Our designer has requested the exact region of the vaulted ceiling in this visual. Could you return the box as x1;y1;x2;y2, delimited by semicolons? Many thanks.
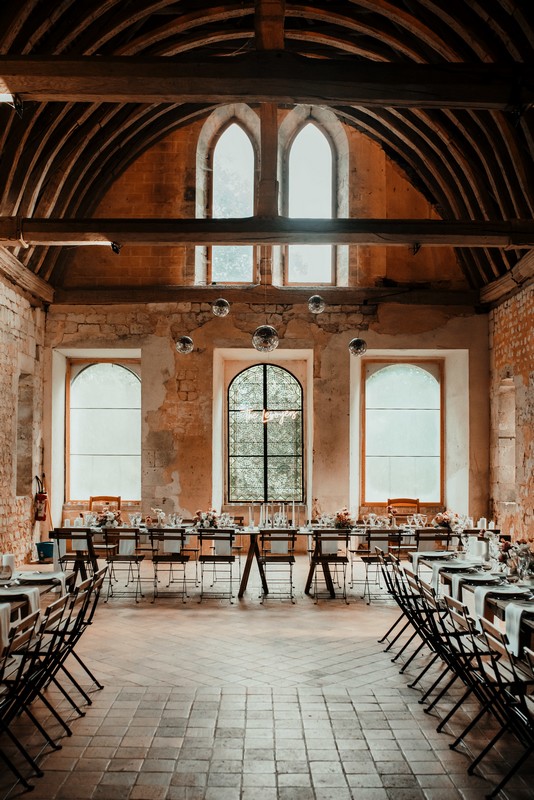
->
0;0;533;306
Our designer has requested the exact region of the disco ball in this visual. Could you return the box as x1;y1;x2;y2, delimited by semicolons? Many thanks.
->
212;298;230;317
175;335;194;354
252;325;279;352
308;294;326;314
348;337;367;356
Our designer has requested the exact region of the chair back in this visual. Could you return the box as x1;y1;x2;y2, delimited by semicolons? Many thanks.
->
366;529;390;554
108;528;139;555
198;528;235;556
149;528;186;554
260;528;297;555
89;495;121;510
316;528;349;555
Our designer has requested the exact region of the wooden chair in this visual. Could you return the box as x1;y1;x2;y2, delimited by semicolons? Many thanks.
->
88;495;121;510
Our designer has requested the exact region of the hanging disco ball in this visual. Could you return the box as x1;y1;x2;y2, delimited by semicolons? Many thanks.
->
175;335;194;354
212;298;230;317
252;325;279;352
308;294;326;314
348;337;367;356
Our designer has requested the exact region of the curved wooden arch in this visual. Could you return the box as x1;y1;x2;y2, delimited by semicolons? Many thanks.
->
0;0;533;293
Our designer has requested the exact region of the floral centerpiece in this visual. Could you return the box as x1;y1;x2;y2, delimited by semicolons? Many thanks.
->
432;509;460;531
498;538;534;578
151;507;166;527
334;506;354;529
96;508;122;527
194;508;219;528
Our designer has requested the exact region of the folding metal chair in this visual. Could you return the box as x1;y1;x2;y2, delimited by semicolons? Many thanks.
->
149;528;190;602
259;528;297;603
198;528;236;602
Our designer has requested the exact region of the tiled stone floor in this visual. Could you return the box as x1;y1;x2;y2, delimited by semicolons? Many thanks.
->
1;557;533;799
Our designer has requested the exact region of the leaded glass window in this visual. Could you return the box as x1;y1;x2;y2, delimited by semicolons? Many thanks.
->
228;364;303;502
363;362;442;503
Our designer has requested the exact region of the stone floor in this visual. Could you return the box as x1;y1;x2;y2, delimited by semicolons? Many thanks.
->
1;557;533;799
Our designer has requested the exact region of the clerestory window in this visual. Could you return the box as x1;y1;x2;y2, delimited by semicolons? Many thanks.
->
210;122;255;283
286;122;334;284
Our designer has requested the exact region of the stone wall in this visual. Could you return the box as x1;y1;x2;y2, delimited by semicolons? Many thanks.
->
44;300;490;525
0;275;46;563
489;283;534;539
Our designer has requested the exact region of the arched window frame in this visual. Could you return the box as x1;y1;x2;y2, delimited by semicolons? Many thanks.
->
66;358;141;502
361;359;444;506
277;106;349;287
227;363;304;503
195;104;261;285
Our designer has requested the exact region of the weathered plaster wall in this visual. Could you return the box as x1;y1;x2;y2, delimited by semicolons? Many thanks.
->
0;275;46;563
489;283;534;539
44;300;489;523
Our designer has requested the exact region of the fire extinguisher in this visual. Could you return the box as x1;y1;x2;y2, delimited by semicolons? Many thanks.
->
34;474;48;521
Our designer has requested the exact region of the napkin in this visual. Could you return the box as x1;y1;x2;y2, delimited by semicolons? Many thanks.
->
505;601;534;657
0;602;11;650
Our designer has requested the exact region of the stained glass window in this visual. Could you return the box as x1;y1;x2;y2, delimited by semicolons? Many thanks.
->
228;364;303;502
363;362;442;503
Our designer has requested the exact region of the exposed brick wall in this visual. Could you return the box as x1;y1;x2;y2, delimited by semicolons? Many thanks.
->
0;275;46;563
489;283;534;538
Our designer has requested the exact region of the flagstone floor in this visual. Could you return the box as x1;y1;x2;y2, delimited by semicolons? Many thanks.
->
1;557;532;799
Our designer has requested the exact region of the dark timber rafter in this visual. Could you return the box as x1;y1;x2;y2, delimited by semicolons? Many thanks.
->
0;54;533;110
1;217;534;248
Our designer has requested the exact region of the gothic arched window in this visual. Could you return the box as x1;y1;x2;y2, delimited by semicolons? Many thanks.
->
228;364;304;502
286;122;334;284
211;122;255;282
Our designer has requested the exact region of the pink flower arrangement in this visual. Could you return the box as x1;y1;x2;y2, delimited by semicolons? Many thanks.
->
334;507;354;529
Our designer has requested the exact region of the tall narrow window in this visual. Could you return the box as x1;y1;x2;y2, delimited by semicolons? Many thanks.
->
228;364;303;502
68;362;141;500
363;362;442;504
16;373;33;496
287;123;333;284
211;123;255;282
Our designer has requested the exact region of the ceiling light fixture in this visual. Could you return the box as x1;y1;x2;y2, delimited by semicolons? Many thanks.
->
175;335;194;354
348;337;367;356
212;298;230;317
307;294;326;314
252;324;279;352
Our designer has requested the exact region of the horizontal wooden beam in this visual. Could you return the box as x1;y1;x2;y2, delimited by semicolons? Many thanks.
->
1;216;534;248
0;246;54;304
0;54;532;109
52;284;479;308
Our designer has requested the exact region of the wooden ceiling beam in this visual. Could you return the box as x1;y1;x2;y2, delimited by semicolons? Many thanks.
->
52;284;479;308
480;249;534;305
1;216;534;248
0;54;532;109
0;246;54;303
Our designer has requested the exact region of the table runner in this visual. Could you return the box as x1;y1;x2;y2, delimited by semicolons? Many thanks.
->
0;602;11;650
505;601;534;656
16;570;67;594
0;585;40;613
449;572;501;600
473;584;531;630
